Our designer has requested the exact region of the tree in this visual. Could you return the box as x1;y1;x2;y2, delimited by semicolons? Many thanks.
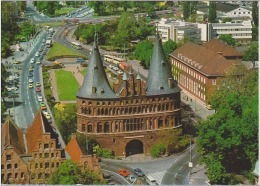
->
150;142;166;158
208;2;217;23
17;1;27;12
219;34;236;47
88;1;105;15
134;40;153;68
252;2;258;26
182;2;190;21
119;1;133;12
197;67;258;184
76;133;98;155
243;42;258;68
159;129;190;155
222;17;232;23
252;26;258;41
52;104;77;143
177;35;195;48
49;160;105;185
20;21;35;38
163;40;177;61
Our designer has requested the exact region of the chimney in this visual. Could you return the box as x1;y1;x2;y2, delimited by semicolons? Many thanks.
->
168;78;173;88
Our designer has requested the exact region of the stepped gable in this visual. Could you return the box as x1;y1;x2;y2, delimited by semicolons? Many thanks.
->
25;111;48;153
171;42;237;76
76;35;118;99
1;116;25;154
146;33;180;96
64;134;87;163
202;39;243;58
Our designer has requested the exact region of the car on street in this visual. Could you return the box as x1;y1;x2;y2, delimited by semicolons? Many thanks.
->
28;73;33;77
36;60;41;64
35;87;41;92
43;51;46;55
29;79;33;83
41;104;47;110
132;168;145;177
29;68;33;72
53;60;61;65
30;59;35;63
39;48;43;52
36;82;41;87
30;65;34;69
44;112;51;119
28;84;33;89
118;169;130;177
127;175;136;183
35;52;39;57
38;95;43;102
14;61;21;64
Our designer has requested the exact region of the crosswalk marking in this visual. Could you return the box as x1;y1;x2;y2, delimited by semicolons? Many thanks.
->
148;171;166;185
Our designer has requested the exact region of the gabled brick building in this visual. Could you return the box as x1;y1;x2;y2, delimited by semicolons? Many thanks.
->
1;111;65;184
169;39;241;104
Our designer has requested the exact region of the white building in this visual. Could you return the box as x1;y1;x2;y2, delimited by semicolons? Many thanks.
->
157;18;204;43
209;21;252;44
224;7;252;18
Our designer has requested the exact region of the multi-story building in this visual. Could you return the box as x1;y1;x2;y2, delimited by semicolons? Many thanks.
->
157;18;203;43
209;21;252;44
169;39;242;105
76;34;181;157
1;111;65;184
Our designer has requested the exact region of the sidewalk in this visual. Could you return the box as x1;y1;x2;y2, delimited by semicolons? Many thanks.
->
189;164;210;185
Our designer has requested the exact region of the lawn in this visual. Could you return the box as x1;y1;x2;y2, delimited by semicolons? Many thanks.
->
55;8;77;16
46;42;88;61
39;22;64;27
55;70;79;101
81;68;86;76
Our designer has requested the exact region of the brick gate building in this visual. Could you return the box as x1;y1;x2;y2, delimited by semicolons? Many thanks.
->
76;34;181;157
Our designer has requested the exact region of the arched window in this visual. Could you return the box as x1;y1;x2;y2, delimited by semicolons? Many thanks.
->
97;123;102;133
88;101;92;106
105;108;108;115
102;102;105;106
101;109;104;115
108;102;111;106
97;108;100;115
104;123;109;133
81;107;85;114
88;125;92;132
82;101;85;105
82;124;85;132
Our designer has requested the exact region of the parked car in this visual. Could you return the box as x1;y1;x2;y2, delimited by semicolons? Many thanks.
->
39;48;43;52
132;168;145;177
118;169;130;177
37;95;43;102
35;87;41;92
29;68;33;72
28;84;33;89
41;104;47;110
14;61;21;64
30;59;35;63
35;52;39;57
127;175;136;183
36;82;41;87
29;79;33;83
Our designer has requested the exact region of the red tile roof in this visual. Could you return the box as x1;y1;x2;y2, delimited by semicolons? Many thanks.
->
202;39;243;57
64;134;85;163
1;117;25;154
25;111;45;153
171;42;237;76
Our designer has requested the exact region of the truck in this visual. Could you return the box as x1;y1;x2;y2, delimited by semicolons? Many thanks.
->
119;62;130;72
64;30;69;36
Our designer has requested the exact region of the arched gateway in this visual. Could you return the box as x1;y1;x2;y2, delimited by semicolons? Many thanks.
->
125;140;144;156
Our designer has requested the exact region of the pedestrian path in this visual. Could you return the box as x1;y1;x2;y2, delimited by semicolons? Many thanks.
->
147;171;166;185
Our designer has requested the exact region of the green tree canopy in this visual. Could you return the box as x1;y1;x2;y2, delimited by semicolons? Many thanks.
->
163;39;177;61
134;40;153;68
208;2;217;23
197;66;258;184
49;160;105;185
222;17;232;23
219;34;236;47
252;2;258;26
88;1;105;15
243;42;258;68
182;1;190;21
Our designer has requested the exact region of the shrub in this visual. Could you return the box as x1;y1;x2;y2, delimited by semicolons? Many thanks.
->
97;148;114;159
150;142;166;158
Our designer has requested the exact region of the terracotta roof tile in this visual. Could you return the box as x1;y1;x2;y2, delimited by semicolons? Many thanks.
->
1;117;25;154
171;42;236;76
64;135;85;163
25;111;45;153
202;39;243;57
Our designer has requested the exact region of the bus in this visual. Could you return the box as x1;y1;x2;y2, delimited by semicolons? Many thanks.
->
46;40;52;48
104;55;125;65
71;42;82;50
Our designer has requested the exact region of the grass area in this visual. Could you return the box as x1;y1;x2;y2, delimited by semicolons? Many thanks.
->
55;8;77;16
81;68;87;76
46;42;88;61
55;70;79;101
39;22;64;27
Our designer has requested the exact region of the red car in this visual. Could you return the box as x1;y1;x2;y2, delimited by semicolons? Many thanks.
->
35;87;41;92
118;169;130;177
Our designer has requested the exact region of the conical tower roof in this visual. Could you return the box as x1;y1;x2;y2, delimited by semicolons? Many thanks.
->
76;36;118;99
146;34;180;96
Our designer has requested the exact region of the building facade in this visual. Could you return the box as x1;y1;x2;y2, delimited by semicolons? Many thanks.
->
76;34;181;157
169;39;241;105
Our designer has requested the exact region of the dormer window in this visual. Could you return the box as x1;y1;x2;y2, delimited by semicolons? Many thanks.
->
160;85;164;90
82;101;85;105
101;89;104;93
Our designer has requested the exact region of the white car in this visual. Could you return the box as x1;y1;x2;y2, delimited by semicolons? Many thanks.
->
37;95;43;102
35;52;39;57
29;79;33;83
30;59;35;63
36;60;41;64
127;175;136;183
